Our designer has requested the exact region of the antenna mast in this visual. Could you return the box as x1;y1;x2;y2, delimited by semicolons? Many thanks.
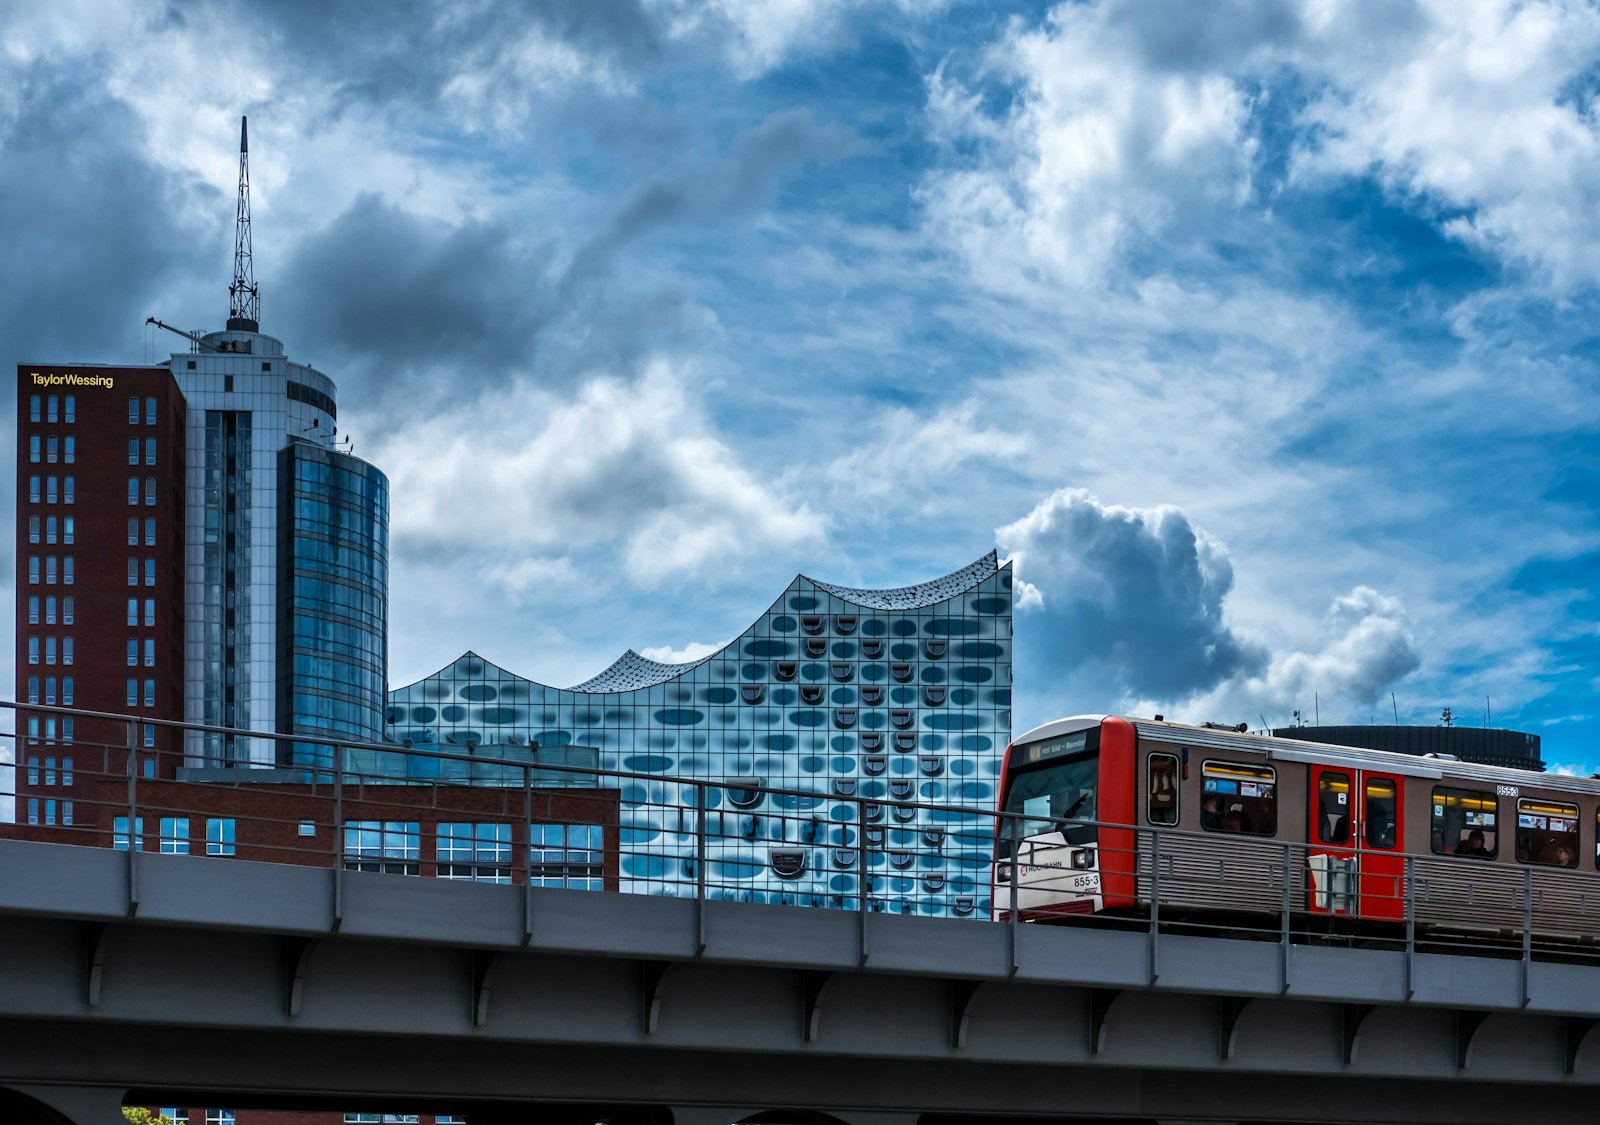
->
227;115;260;332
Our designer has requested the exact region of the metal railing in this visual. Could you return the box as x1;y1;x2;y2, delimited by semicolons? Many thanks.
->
5;699;1600;988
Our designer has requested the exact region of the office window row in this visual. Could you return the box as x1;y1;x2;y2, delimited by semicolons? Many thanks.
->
27;516;74;544
127;558;158;586
26;476;75;503
112;818;234;855
126;678;158;708
26;597;74;625
24;756;73;786
127;638;157;667
127;477;157;505
23;715;74;745
24;798;73;827
128;598;158;626
28;394;76;423
343;821;604;887
25;636;74;665
128;517;158;545
27;435;75;463
24;676;74;705
25;556;75;584
129;396;159;425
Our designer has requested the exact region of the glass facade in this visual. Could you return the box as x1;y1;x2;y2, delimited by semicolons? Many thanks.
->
277;440;390;768
386;553;1013;918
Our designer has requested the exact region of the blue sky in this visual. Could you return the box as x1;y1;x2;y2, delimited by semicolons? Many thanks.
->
2;0;1598;809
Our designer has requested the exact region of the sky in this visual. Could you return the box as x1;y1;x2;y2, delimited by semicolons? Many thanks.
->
2;0;1598;820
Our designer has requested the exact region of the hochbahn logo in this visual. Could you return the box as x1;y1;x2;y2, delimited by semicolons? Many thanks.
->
32;372;114;389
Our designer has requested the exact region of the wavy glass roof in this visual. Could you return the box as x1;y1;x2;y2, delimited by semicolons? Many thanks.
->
809;550;999;611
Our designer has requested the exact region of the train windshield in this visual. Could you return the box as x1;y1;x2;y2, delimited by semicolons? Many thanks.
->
1000;730;1100;851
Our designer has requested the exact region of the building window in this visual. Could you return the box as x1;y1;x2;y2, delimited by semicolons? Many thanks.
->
63;476;73;504
43;677;55;705
30;394;41;422
146;437;157;465
45;556;56;584
62;637;72;665
144;477;156;505
144;679;155;708
145;599;156;626
62;758;73;786
437;823;513;883
46;395;57;422
127;679;137;707
28;596;39;624
27;799;38;826
129;559;138;586
113;816;145;851
160;818;190;854
129;396;140;424
27;676;39;703
29;435;40;462
145;396;157;425
44;637;56;665
62;801;74;826
530;824;604;890
44;516;55;543
145;558;156;586
43;799;57;826
62;516;73;544
62;718;73;745
28;516;39;543
145;517;157;546
46;434;57;462
129;518;139;545
26;757;39;785
28;557;39;584
128;639;138;666
63;678;73;705
129;478;139;505
207;818;237;856
46;476;57;503
143;723;155;748
128;438;140;465
62;557;72;585
144;638;155;667
63;435;74;463
64;395;74;422
44;758;56;785
343;821;420;876
128;598;139;626
29;475;40;503
27;637;38;665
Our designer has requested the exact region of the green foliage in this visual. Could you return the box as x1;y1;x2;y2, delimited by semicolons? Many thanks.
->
123;1109;176;1125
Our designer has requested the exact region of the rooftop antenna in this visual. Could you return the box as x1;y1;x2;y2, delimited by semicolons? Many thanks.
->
1391;692;1399;725
227;115;260;332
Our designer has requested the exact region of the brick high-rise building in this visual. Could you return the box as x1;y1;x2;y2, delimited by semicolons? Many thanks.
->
14;366;187;830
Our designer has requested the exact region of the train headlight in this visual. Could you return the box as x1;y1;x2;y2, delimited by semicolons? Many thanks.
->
996;863;1011;883
1070;849;1097;870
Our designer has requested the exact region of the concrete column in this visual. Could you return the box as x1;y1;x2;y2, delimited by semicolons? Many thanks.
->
1;1084;129;1125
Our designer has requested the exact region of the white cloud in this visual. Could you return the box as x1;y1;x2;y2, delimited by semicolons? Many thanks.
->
823;398;1028;511
375;360;825;588
639;639;730;663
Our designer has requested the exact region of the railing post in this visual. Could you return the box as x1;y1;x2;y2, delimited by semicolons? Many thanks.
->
858;795;870;967
1006;815;1020;976
1522;866;1534;1008
1148;827;1160;984
522;763;534;946
331;743;344;933
125;720;139;917
1404;854;1416;1000
1281;842;1293;994
695;782;707;956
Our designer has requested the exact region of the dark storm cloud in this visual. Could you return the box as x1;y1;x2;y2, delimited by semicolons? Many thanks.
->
175;0;660;112
278;110;859;403
997;489;1268;701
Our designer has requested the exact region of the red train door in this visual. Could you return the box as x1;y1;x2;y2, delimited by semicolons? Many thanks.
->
1307;766;1405;920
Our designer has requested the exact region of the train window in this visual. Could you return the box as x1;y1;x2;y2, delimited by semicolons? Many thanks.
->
1431;788;1497;858
1147;753;1179;826
1517;799;1578;867
1201;761;1276;836
1317;773;1352;844
1364;777;1398;850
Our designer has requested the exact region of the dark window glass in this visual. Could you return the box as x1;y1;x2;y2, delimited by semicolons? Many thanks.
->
1317;772;1351;844
1201;761;1277;836
1147;752;1178;826
1518;798;1577;867
1364;777;1398;849
1431;788;1497;858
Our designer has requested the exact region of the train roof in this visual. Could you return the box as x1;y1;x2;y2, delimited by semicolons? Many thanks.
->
1013;714;1594;797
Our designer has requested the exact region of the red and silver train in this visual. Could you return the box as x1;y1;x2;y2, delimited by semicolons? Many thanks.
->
995;715;1598;938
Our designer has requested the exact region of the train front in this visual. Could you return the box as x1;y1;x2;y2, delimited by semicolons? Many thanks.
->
993;716;1136;921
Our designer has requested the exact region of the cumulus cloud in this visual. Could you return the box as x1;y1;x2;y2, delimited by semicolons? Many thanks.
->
823;398;1028;511
997;489;1267;700
923;0;1600;292
998;489;1423;729
374;360;825;588
639;639;729;663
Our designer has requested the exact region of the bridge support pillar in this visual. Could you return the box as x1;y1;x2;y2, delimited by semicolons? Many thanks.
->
2;1083;129;1125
